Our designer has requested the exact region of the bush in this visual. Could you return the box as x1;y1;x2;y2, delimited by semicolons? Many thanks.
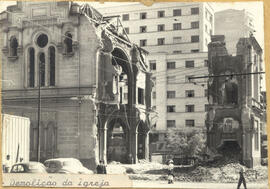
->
165;129;206;161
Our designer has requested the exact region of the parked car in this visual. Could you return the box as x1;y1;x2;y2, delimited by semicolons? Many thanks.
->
10;162;47;173
44;158;93;174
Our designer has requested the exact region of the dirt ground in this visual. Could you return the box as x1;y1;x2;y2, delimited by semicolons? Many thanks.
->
107;161;268;183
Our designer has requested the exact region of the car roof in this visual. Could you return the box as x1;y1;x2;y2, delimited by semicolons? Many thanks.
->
13;161;44;165
44;158;80;163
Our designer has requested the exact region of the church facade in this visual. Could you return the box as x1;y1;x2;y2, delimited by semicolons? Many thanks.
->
0;1;155;170
206;35;263;167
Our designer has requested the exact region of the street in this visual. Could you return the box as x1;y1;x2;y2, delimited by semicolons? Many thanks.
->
132;180;268;189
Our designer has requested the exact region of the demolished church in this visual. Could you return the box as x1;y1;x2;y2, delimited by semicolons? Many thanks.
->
0;1;155;170
206;35;264;167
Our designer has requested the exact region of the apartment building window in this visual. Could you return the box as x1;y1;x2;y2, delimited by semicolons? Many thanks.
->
204;60;208;67
205;89;208;97
205;25;208;33
167;91;176;98
167;61;175;69
186;120;195;127
140;39;147;47
191;21;199;29
209;15;213;23
210;29;213;36
158;24;165;31
152;77;156;83
152;91;156;99
205;104;210;112
123;27;129;34
173;51;182;54
186;105;195;112
173;23;182;30
140;26;147;33
167;120;176;128
191;49;199;53
185;90;195;97
173;37;182;44
254;54;257;64
186;75;194;82
191;35;199;43
122;14;129;21
158;10;165;18
150;62;156;70
138;88;144;104
167;105;176;113
167;76;176;84
157;38;165;45
173;9;181;16
191;7;199;15
140;12;147;19
185;60;194;68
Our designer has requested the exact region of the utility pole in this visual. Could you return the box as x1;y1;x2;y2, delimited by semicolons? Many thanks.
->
37;60;42;162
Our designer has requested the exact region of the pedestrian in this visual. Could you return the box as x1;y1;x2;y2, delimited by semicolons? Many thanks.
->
3;155;12;173
237;166;247;189
167;160;174;184
96;160;107;174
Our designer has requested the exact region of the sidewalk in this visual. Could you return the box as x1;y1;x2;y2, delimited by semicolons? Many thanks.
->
132;180;268;189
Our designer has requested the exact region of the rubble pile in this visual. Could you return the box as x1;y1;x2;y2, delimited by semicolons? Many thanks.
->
106;160;268;183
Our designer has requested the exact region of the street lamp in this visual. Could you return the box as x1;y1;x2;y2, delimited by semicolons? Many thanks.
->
37;56;44;162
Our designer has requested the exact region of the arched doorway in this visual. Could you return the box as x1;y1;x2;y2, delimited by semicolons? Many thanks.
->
107;118;128;163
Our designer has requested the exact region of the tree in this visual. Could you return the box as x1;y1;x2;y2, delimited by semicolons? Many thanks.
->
165;129;206;158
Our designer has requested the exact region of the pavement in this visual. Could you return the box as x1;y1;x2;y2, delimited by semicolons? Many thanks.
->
132;180;269;189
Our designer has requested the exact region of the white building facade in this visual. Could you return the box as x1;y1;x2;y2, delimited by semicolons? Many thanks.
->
97;2;214;153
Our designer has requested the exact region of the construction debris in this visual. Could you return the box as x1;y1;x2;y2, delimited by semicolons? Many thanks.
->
107;161;268;183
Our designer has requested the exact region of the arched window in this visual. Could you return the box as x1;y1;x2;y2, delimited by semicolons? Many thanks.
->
49;46;55;86
10;36;18;56
29;48;35;87
39;53;45;87
64;32;73;54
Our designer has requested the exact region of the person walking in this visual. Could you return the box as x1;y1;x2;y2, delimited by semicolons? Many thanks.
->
167;160;174;184
237;166;247;189
3;155;12;173
96;160;107;174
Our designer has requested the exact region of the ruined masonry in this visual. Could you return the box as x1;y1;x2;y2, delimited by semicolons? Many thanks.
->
0;1;156;170
206;35;263;167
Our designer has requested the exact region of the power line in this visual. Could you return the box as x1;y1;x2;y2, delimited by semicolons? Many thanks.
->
188;72;265;80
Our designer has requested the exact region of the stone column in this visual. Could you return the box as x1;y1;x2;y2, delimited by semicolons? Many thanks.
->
144;131;150;161
129;128;138;164
3;28;8;47
98;126;107;164
18;29;22;46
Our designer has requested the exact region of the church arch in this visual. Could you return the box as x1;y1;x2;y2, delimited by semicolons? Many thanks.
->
106;118;129;163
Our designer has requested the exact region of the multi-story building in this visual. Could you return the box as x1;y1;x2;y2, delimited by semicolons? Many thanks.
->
215;9;255;55
206;35;263;167
0;1;154;167
96;3;214;153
